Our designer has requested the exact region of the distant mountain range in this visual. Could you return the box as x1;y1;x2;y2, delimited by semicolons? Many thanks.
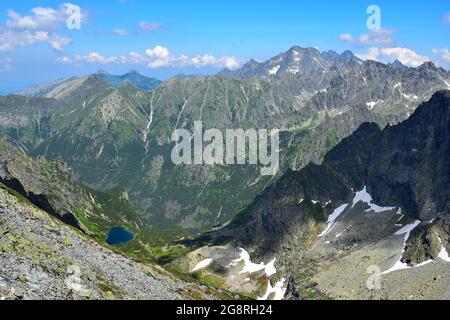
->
218;46;363;78
15;70;161;97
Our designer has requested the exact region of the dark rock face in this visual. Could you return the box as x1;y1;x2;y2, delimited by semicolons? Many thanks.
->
232;90;450;252
0;176;82;230
0;139;141;233
367;90;450;219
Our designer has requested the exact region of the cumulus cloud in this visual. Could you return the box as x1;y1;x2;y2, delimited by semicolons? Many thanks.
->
339;28;395;46
356;47;431;67
73;52;146;64
339;33;354;42
432;48;450;62
57;45;241;70
139;21;161;32
0;29;71;51
0;3;83;52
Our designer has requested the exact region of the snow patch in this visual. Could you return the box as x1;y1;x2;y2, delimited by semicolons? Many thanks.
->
265;258;277;277
231;248;277;277
382;259;432;275
258;278;286;300
366;101;378;109
229;248;285;300
287;66;299;74
438;237;450;262
318;204;349;237
352;186;395;213
394;220;421;238
96;145;104;158
269;65;280;75
381;220;422;275
191;259;213;272
336;225;352;238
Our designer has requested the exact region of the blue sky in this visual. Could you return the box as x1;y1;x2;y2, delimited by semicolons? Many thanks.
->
0;0;448;93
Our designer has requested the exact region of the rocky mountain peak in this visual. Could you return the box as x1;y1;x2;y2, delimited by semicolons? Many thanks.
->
390;59;408;69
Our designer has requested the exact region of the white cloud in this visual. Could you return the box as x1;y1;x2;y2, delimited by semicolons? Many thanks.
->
145;45;170;59
56;56;72;64
339;28;395;46
0;3;83;52
433;48;450;62
5;3;86;31
139;21;161;32
144;46;240;69
127;51;144;63
339;33;354;42
356;47;431;67
112;28;129;36
74;52;131;64
356;47;380;61
57;45;241;70
0;29;71;51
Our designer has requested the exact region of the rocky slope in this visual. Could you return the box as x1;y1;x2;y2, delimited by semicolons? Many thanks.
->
0;184;214;300
0;139;142;239
192;90;450;300
232;90;450;253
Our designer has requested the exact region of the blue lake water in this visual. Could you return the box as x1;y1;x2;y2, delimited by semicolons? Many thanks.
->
106;226;134;245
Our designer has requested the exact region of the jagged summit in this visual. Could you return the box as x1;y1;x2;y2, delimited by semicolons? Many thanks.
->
390;59;408;69
219;45;362;78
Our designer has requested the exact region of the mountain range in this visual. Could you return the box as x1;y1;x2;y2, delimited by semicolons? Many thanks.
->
1;46;449;230
2;46;450;300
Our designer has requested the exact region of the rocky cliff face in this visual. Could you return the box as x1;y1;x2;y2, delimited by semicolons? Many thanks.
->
180;90;450;300
0;139;142;237
231;90;450;260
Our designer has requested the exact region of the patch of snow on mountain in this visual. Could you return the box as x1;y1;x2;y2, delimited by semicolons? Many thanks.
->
258;278;286;300
231;248;277;277
191;258;213;272
287;66;299;74
381;220;422;275
352;186;395;213
318;204;349;237
382;258;432;275
265;258;277;277
438;237;450;262
366;101;378;109
394;220;421;238
269;65;280;75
